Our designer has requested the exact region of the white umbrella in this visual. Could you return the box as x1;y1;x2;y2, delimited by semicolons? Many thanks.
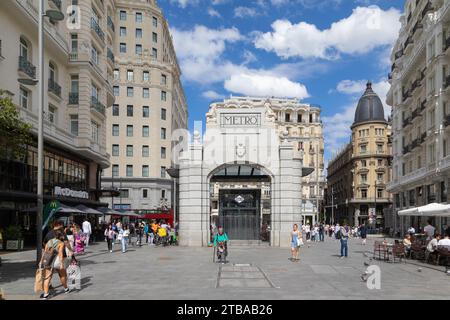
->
398;203;450;217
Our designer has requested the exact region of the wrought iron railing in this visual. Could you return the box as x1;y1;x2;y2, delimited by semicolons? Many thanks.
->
48;78;61;97
69;92;79;105
91;96;106;115
18;56;36;78
50;0;61;10
90;17;105;43
107;47;114;63
107;16;115;32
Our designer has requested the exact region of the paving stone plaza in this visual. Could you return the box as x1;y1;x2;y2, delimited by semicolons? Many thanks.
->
1;237;449;300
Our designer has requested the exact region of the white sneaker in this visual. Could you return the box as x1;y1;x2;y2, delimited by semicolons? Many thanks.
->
110;250;112;253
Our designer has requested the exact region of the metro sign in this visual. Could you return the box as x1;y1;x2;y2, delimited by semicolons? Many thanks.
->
235;195;245;204
220;113;261;127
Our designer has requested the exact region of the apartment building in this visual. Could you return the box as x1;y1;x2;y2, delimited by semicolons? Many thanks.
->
327;82;393;229
387;0;450;233
100;0;188;213
0;0;114;242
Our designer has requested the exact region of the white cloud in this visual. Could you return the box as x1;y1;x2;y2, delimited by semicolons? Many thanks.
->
322;104;355;156
254;6;401;60
202;90;225;100
234;6;259;18
207;7;221;18
171;0;198;8
224;73;309;99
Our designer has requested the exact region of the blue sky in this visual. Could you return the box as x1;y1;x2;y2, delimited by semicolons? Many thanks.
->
157;0;405;163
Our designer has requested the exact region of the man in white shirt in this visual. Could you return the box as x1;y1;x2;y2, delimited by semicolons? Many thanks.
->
82;218;92;247
438;235;450;247
424;219;436;241
407;226;415;235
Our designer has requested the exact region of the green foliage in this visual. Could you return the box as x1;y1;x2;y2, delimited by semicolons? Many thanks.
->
4;225;23;240
0;89;32;159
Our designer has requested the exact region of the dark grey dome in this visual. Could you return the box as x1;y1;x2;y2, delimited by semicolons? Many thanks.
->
353;82;386;127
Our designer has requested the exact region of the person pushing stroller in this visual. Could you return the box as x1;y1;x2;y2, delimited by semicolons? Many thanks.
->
213;227;229;263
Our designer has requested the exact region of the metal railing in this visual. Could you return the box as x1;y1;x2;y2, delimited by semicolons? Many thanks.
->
18;56;36;78
48;78;61;97
107;16;115;32
69;52;78;61
90;17;105;43
49;0;61;10
91;96;106;115
107;47;114;63
69;92;79;105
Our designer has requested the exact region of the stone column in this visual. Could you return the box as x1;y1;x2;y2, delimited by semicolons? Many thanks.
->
275;138;303;248
178;140;204;247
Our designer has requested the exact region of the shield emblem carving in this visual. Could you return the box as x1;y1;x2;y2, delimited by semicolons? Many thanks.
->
236;143;246;158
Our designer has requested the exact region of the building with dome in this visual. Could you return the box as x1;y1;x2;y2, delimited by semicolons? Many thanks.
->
325;82;393;230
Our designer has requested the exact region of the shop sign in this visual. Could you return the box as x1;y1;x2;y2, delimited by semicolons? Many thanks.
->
54;186;89;199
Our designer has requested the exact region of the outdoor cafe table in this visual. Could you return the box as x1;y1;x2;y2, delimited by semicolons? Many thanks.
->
374;242;394;262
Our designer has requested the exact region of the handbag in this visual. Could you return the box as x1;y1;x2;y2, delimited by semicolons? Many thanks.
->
297;237;304;247
34;267;44;293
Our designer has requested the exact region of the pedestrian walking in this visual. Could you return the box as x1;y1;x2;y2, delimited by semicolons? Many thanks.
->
104;224;114;253
289;224;301;262
359;224;367;245
82;218;92;247
120;225;130;253
339;224;349;258
319;223;325;242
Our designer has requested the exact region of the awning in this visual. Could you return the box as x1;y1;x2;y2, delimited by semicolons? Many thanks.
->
75;204;104;216
97;207;141;217
398;203;450;217
22;204;85;214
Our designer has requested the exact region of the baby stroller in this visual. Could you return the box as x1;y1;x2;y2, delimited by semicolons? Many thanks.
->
216;241;228;263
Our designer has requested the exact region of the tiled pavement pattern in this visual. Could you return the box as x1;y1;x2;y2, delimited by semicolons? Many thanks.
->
1;237;450;300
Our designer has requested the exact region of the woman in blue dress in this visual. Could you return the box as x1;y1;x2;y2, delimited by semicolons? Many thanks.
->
290;224;301;262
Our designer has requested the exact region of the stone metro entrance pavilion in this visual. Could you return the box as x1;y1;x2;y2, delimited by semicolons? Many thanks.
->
178;98;308;247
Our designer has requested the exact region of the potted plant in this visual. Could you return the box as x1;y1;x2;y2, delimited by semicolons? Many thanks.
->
5;225;24;251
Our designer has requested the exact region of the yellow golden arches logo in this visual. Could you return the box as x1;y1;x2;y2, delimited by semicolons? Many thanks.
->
49;201;58;209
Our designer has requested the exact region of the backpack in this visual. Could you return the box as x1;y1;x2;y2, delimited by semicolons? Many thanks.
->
335;229;341;240
41;239;60;269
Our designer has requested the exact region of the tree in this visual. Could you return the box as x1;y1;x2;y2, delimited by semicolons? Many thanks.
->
0;89;32;160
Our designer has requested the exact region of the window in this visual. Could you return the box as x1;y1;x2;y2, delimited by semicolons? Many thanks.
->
126;145;133;157
127;70;134;81
429;108;435;128
153;16;158;27
377;159;383;167
126;125;133;137
49;62;56;82
114;69;120;80
70;34;78;53
91;46;99;65
161;74;167;85
161;127;166;139
361;174;367;183
152;32;157;43
135;44;142;55
91;121;99;144
143;88;149;98
285;113;291;122
142;145;149;157
70;115;78;136
136;12;142;23
112;165;119;177
309;114;313;123
112;104;119;116
152;48;157;59
161;108;166;120
143;71;150;82
112;124;119;136
20;37;29;59
120;10;127;21
161;190;166;199
161;91;166;101
70;75;79;94
142;165;149;177
161;147;166;159
19;87;29;109
120;27;126;37
127;105;133;117
142;126;149;137
113;86;119;96
360;144;367;154
126;165;133;177
112;144;119;156
377;144;383;153
377;189;383;198
127;87;134;97
120;43;126;53
48;105;56;123
160;166;166;178
143;106;149;118
143;189;148;198
136;28;142;39
377;173;383;181
297;114;302;123
361;189;368;199
120;189;129;198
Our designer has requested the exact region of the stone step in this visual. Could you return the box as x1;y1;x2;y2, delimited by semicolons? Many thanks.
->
228;240;270;247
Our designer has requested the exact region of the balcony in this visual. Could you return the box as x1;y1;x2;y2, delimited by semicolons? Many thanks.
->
404;36;414;50
69;92;79;105
403;145;411;155
402;89;412;102
420;132;427;143
49;0;61;10
421;1;434;19
91;96;106;116
90;18;105;43
107;16;115;33
18;56;36;79
394;49;403;60
107;47;114;63
69;52;78;61
410;138;420;150
403;116;412;127
48;78;61;97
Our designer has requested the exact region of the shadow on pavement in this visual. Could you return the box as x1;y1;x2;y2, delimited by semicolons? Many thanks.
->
0;260;35;284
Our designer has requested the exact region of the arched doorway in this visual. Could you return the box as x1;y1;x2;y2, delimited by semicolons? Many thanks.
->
208;163;272;244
